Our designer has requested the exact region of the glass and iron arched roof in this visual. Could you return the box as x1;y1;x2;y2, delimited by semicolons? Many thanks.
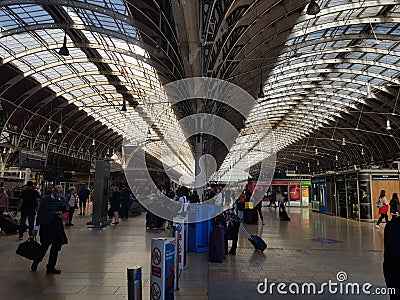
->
210;0;400;176
1;0;400;178
0;0;193;175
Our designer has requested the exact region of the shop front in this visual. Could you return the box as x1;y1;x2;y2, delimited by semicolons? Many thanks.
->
311;178;327;213
311;170;400;221
369;172;400;221
248;179;311;207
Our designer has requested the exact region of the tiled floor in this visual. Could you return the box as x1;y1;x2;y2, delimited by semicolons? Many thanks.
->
0;207;389;299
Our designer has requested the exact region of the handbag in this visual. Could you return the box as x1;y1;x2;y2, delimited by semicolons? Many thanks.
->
62;212;69;223
379;205;388;215
16;237;42;261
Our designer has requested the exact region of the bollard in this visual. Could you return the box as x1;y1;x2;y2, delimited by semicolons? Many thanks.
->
173;225;180;291
127;266;142;300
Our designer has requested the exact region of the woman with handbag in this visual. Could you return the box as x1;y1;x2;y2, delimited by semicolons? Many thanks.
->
65;187;77;226
376;190;389;229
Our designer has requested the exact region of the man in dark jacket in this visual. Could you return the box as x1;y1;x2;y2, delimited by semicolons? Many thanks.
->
15;180;40;240
383;211;400;299
77;184;90;216
31;185;68;274
120;185;132;219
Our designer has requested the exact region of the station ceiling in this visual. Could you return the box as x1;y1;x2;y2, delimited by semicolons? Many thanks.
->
0;0;400;178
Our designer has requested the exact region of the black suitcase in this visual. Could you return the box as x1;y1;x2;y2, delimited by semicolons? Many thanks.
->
0;213;19;235
146;212;164;229
243;209;257;224
240;224;267;252
209;226;225;262
279;210;291;221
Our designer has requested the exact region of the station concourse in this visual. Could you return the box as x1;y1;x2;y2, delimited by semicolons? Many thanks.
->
0;206;388;299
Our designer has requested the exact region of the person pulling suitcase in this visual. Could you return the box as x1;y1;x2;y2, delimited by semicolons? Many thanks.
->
279;193;291;221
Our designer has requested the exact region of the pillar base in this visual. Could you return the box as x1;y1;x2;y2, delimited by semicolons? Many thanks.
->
86;220;110;228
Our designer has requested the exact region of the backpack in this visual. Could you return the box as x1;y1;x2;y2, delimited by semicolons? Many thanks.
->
376;198;383;208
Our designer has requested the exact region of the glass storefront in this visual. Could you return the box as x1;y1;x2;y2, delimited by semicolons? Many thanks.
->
336;175;347;218
346;174;359;220
358;174;372;220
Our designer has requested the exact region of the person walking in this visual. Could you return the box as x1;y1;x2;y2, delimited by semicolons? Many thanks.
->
223;208;241;255
190;190;200;203
31;185;68;274
120;185;132;219
255;200;265;225
389;193;400;220
65;187;77;226
178;186;190;214
0;187;9;214
383;211;400;299
15;181;40;240
376;190;389;229
109;186;122;224
77;184;90;216
215;188;223;206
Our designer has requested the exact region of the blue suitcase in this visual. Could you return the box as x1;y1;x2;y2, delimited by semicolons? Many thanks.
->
248;235;267;252
240;224;267;252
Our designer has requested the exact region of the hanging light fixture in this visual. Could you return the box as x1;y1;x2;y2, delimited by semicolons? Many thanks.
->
59;33;69;56
335;154;338;161
361;148;364;155
342;137;346;146
317;160;320;166
315;148;318;155
47;125;52;134
59;0;70;57
121;100;127;112
92;122;96;147
386;119;391;130
307;0;320;15
58;101;63;134
258;68;265;99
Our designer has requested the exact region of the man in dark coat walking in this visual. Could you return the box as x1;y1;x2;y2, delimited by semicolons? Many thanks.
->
384;211;400;299
31;185;68;274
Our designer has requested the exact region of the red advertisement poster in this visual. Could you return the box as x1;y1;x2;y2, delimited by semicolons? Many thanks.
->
289;184;301;201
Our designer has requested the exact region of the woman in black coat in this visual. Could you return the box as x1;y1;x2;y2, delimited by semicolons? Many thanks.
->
110;186;122;224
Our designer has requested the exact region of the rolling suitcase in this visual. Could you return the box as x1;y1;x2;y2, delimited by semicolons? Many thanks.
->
243;208;257;224
240;224;267;252
279;210;291;221
146;211;164;229
209;226;225;262
0;213;19;235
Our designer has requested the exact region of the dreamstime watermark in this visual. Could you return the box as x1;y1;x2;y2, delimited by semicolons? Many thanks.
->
257;271;395;296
